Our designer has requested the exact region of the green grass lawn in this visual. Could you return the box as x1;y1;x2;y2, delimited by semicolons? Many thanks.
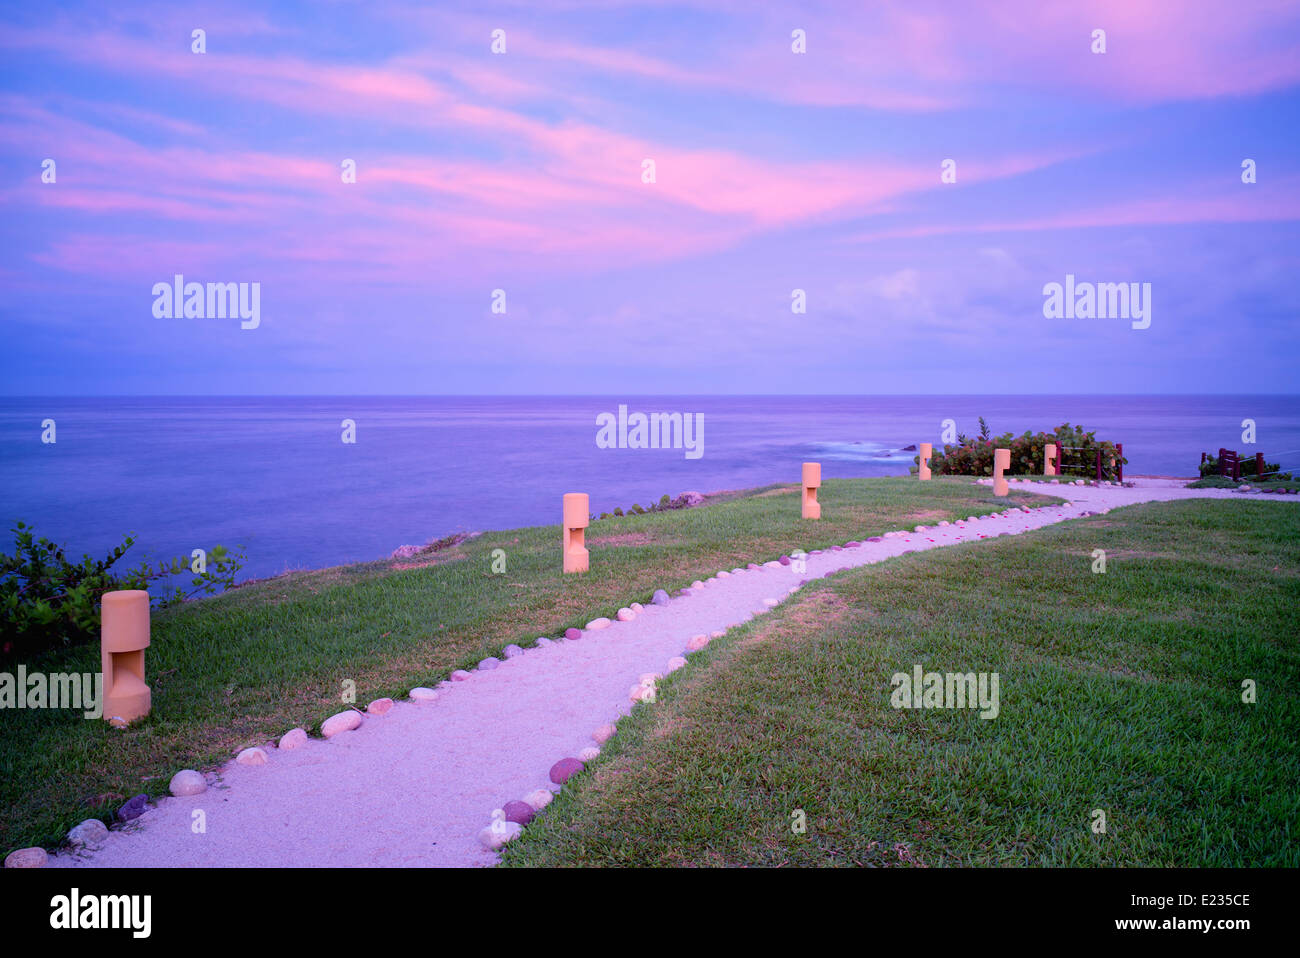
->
503;499;1300;867
0;477;1052;854
1188;475;1299;493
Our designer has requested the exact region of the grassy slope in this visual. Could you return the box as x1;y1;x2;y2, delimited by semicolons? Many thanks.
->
1;477;1053;853
504;499;1300;867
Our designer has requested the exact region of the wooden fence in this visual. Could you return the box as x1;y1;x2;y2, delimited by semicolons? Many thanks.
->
1058;442;1124;482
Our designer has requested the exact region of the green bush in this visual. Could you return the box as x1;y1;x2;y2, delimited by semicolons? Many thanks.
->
1199;455;1291;480
924;422;1126;480
0;522;245;661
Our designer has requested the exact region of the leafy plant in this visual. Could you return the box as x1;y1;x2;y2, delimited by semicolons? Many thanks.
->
0;521;245;661
1198;455;1290;481
922;422;1126;480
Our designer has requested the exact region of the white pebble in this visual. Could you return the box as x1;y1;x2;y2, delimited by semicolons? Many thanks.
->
321;710;363;738
579;746;599;762
3;847;47;868
67;819;109;847
616;607;635;622
236;747;267;766
169;769;207;796
409;687;438;703
279;727;310;748
585;617;612;631
525;788;554;811
478;809;522;851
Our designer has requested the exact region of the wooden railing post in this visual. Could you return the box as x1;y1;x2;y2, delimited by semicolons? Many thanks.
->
1255;452;1265;480
1116;443;1124;482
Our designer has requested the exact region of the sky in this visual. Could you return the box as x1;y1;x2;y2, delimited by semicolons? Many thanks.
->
1;0;1298;395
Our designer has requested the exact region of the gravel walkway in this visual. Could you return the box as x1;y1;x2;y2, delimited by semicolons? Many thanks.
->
49;478;1296;867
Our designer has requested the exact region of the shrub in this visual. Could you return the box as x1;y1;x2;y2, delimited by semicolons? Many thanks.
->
0;521;245;661
925;422;1126;480
1199;455;1291;481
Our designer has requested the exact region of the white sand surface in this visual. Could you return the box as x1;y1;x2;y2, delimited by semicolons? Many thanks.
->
49;478;1296;868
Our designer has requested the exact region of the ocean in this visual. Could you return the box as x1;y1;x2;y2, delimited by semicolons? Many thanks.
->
1;395;1296;582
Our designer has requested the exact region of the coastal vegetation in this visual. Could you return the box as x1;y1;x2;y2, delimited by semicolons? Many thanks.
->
923;419;1125;479
0;522;245;661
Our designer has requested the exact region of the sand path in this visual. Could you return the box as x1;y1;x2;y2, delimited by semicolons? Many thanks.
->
50;479;1296;868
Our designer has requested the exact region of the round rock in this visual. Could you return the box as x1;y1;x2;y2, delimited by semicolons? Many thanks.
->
236;747;268;766
4;847;47;868
451;669;472;681
169;769;207;796
118;794;151;822
579;746;600;762
477;657;500;671
503;800;536;826
616;607;635;622
67;819;109;847
549;757;585;784
593;723;616;744
586;617;612;631
651;589;671;605
503;644;525;659
409;687;438;703
279;727;310;748
367;697;395;715
321;710;363;738
564;627;582;640
525;788;554;811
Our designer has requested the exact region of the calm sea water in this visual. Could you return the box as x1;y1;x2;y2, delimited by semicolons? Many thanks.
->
1;396;1296;582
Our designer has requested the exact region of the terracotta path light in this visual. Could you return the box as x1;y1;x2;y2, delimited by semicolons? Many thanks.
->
101;590;151;724
802;462;822;519
993;448;1011;497
919;443;932;480
1044;443;1058;477
563;493;590;573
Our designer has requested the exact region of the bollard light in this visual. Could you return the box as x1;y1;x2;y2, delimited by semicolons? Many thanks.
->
101;590;151;724
1044;443;1057;477
919;442;932;481
563;493;590;573
993;448;1011;497
802;462;822;519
